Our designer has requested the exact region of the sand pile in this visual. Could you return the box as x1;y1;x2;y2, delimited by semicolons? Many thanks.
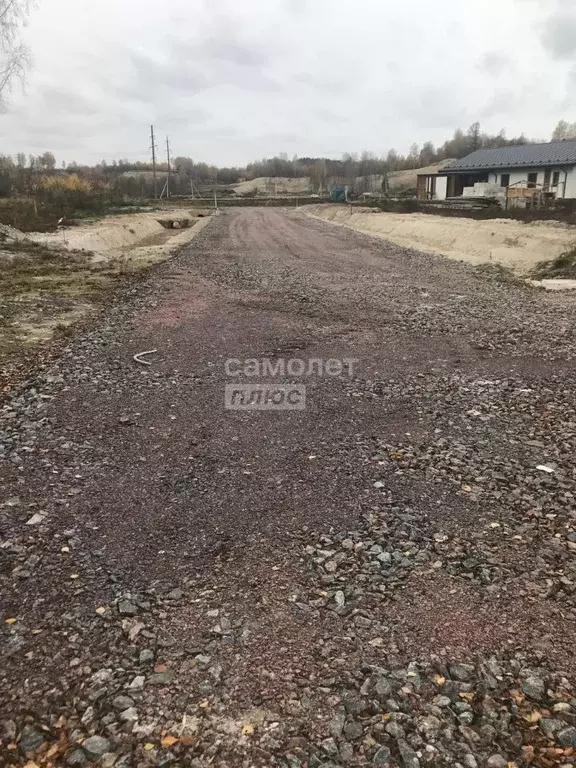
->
303;204;576;274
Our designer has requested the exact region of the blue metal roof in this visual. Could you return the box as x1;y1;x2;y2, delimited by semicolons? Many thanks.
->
439;140;576;174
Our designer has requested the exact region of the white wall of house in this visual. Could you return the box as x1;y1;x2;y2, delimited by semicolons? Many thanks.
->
435;176;447;200
486;167;576;198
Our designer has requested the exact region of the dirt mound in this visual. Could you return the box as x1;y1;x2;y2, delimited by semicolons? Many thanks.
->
304;203;576;274
233;176;312;195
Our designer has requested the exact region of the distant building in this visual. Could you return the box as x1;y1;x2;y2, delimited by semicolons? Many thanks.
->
418;140;576;201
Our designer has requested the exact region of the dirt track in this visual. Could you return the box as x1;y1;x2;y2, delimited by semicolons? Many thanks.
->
3;208;576;767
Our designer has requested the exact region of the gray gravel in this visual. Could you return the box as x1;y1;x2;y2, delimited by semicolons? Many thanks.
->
1;209;576;766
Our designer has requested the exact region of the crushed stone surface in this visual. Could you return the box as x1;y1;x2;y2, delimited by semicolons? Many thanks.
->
2;208;576;767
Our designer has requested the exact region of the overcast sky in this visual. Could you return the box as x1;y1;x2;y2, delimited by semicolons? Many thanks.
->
0;0;575;166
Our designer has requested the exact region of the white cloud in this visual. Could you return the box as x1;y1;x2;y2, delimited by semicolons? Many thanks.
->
0;0;573;164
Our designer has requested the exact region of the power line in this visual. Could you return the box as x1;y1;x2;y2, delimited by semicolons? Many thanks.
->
166;135;171;199
150;124;158;198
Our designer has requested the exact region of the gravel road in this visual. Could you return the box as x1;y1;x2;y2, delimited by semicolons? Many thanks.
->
2;208;576;767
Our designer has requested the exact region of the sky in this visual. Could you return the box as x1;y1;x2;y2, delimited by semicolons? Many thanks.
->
0;0;575;166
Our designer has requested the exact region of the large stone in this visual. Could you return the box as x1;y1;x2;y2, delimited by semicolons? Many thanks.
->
557;727;576;748
67;748;88;766
82;735;111;761
522;676;546;702
344;721;364;740
112;695;134;712
539;718;565;738
398;739;420;768
19;724;45;752
374;677;393;701
373;746;392;767
449;663;475;682
486;755;507;768
118;600;138;616
342;692;367;716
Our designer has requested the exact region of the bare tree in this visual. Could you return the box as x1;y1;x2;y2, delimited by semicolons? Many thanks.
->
0;0;35;106
552;119;576;140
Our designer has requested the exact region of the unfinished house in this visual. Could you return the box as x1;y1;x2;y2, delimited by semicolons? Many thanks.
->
418;139;576;206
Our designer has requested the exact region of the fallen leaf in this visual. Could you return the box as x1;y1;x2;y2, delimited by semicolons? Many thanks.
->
5;617;16;625
462;484;473;493
95;607;106;615
144;743;154;752
524;710;542;723
432;674;446;686
242;724;254;735
23;762;40;768
198;700;210;708
459;692;475;702
154;663;167;673
510;689;524;704
70;574;79;580
522;746;535;764
161;735;178;748
180;737;196;746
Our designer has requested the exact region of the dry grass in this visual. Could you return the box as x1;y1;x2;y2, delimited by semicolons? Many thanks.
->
532;247;576;279
0;238;158;389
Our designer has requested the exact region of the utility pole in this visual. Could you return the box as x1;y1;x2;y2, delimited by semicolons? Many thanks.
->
165;136;171;199
150;125;158;199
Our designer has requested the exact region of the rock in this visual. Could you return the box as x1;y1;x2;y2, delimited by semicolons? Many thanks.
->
342;692;367;716
398;739;420;768
385;720;405;739
118;600;138;616
1;720;16;742
167;588;183;600
82;735;111;761
374;677;393;701
522;676;546;702
486;755;508;768
67;748;88;766
321;737;338;756
112;695;134;711
373;745;392;767
449;663;475;682
344;721;363;740
129;675;145;690
26;512;46;526
417;715;441;738
540;718;565;738
148;672;172;685
19;724;46;752
119;707;138;723
139;649;154;665
557;727;576;748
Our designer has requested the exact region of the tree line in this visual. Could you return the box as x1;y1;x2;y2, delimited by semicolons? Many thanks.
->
0;121;572;203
